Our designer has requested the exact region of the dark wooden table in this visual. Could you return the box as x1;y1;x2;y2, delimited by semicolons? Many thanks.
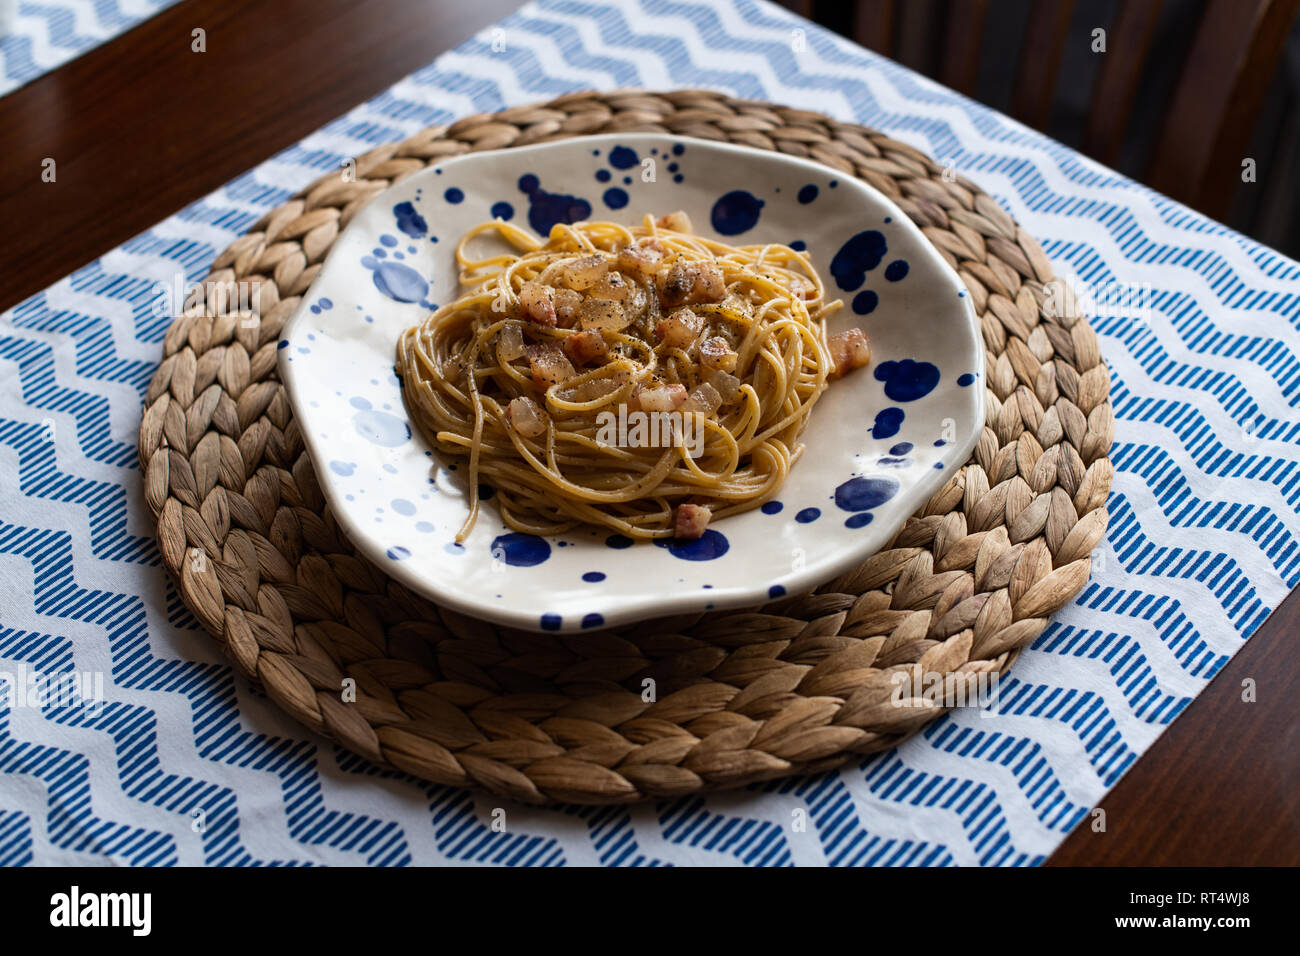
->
2;0;1295;865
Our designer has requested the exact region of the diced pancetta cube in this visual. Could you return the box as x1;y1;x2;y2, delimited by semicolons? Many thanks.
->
705;369;741;405
683;382;722;417
578;297;628;331
617;242;665;278
656;211;693;233
497;322;524;362
658;260;726;308
635;383;688;412
673;503;710;539
558;368;630;404
562;329;609;366
553;288;583;327
525;343;576;389
828;327;871;379
655;307;703;350
590;271;632;303
623;284;649;322
519;281;557;326
700;336;737;372
562;255;609;291
559;376;622;404
505;396;547;438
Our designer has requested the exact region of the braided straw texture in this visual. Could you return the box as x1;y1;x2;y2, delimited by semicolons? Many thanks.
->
138;90;1113;804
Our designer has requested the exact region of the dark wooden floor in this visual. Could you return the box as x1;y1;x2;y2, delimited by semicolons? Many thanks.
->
1;0;1295;865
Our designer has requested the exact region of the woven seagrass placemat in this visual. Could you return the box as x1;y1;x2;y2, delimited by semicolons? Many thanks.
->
138;89;1113;804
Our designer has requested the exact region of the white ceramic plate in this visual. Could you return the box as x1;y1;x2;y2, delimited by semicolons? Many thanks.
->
279;133;983;632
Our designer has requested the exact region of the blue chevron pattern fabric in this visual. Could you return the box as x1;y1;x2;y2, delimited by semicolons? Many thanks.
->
3;0;1297;866
0;0;182;94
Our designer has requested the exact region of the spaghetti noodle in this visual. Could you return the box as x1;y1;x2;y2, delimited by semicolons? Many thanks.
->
395;211;871;542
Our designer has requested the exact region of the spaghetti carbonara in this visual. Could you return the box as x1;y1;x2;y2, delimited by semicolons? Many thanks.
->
395;211;872;542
